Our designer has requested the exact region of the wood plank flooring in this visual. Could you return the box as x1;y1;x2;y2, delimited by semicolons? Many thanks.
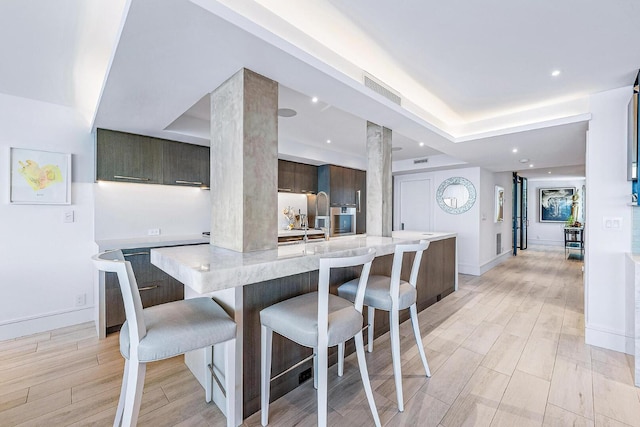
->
1;245;638;426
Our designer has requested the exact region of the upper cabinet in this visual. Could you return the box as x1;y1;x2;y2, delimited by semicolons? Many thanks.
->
318;165;358;206
96;129;163;184
163;141;210;187
355;169;366;234
278;160;317;194
96;129;210;188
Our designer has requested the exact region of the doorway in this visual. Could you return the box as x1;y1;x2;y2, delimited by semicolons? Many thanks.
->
397;178;432;231
512;173;528;255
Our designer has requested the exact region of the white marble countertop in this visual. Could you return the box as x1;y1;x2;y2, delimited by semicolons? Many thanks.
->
96;234;210;251
150;231;456;294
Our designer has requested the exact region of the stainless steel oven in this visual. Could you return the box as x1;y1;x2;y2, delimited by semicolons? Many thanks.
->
330;206;356;236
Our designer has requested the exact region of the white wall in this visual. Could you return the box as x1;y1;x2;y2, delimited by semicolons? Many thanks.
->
0;93;214;340
0;94;96;340
585;86;634;354
527;178;586;246
479;170;512;272
94;182;210;240
394;166;482;275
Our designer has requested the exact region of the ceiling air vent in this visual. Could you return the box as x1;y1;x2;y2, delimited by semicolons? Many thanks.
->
363;73;402;106
413;158;429;165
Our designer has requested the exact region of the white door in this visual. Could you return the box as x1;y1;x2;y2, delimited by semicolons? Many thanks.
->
398;179;431;231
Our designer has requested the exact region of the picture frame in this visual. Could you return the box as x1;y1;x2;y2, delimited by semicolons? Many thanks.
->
10;148;72;205
539;187;574;222
495;185;504;222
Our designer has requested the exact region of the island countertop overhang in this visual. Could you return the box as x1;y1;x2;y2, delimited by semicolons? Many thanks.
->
150;231;456;294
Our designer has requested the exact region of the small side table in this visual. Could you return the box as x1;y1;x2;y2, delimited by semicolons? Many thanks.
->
564;227;584;259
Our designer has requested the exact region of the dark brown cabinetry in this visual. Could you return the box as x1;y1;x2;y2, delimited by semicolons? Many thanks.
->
96;129;163;184
318;164;359;206
355;169;366;234
318;164;366;233
420;237;456;306
97;129;210;187
163;140;210;187
277;160;317;193
105;247;184;334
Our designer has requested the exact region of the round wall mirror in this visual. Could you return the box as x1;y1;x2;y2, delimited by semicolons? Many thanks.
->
436;177;477;214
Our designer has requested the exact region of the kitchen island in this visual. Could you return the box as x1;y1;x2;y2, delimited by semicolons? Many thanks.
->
150;231;457;420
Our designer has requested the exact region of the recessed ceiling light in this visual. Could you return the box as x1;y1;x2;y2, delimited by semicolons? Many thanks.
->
529;164;534;168
311;97;318;103
277;108;297;117
548;171;552;174
519;158;529;163
326;139;331;144
512;148;518;153
551;70;561;77
419;142;425;147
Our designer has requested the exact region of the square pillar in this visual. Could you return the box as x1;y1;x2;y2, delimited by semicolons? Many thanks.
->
210;68;278;252
366;121;392;237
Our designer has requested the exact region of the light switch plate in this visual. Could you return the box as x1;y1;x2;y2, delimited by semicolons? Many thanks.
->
603;216;622;230
148;228;161;236
63;210;75;223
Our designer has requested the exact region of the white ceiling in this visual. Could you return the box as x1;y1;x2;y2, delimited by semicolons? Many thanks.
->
4;0;640;179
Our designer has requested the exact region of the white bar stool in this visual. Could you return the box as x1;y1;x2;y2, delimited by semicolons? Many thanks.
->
337;240;431;412
259;249;381;427
93;250;238;427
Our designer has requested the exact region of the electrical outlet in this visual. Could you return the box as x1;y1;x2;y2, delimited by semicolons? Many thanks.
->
75;293;86;307
298;367;312;384
147;228;161;236
63;210;75;223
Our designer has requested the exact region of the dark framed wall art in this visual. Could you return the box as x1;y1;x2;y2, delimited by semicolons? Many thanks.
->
539;187;574;222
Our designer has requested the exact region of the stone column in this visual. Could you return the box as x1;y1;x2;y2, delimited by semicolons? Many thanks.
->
210;68;278;252
366;121;392;237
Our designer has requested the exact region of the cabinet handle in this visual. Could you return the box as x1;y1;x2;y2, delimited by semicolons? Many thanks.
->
278;188;292;192
138;285;159;292
175;180;203;185
124;252;150;257
356;190;361;213
114;175;150;181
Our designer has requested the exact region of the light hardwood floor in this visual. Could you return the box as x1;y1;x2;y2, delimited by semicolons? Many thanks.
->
1;246;639;426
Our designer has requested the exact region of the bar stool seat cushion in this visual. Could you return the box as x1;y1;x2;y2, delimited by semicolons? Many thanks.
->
120;297;236;362
338;275;417;311
260;292;362;348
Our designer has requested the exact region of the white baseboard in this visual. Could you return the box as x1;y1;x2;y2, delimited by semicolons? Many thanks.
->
527;239;563;247
585;324;634;355
0;307;95;341
479;251;512;275
458;263;480;276
459;251;512;277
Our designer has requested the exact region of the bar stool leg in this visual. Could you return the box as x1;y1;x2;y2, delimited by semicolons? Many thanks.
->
122;360;146;426
337;342;345;377
390;309;404;412
354;330;381;427
113;359;128;427
317;346;329;427
410;304;431;377
225;338;237;427
367;306;375;352
313;349;319;389
204;345;213;403
261;326;272;426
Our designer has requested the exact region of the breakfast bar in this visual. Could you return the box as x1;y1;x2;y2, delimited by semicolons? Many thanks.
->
150;231;457;420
